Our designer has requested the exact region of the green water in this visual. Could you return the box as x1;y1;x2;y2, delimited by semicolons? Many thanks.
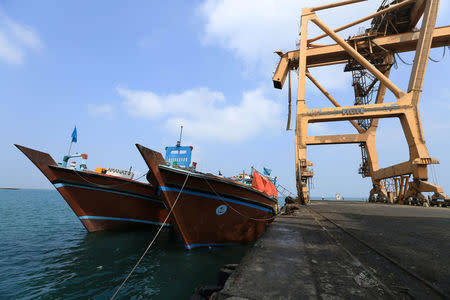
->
0;190;251;299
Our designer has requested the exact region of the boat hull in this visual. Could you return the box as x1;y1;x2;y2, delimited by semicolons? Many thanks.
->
136;144;277;249
15;144;170;232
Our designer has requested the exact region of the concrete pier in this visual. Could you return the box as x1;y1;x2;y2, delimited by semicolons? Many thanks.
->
216;201;450;299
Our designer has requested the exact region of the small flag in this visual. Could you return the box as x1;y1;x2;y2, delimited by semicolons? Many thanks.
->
71;126;78;143
263;167;272;176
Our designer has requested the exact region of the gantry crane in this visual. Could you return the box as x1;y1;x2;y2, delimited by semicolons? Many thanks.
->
273;0;450;205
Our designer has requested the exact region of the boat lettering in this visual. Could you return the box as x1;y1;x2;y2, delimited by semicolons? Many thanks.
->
342;107;364;115
305;103;401;117
107;168;132;175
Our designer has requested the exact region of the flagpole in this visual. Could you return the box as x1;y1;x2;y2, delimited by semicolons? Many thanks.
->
68;141;73;156
68;126;77;156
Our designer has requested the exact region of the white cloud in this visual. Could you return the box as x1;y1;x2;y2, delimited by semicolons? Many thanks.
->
0;31;22;63
198;0;380;64
198;0;450;69
0;7;43;64
197;0;382;92
88;104;114;116
118;87;282;142
119;87;226;118
199;0;299;64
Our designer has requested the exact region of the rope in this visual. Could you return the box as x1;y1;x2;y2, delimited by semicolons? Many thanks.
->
395;46;448;66
435;166;439;186
202;177;277;221
395;53;413;65
393;55;399;69
431;165;436;186
110;173;190;300
429;45;446;63
431;165;440;187
428;164;435;185
430;165;436;185
70;168;148;188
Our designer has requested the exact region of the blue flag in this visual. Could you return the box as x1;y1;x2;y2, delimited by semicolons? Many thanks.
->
71;126;77;143
263;167;272;176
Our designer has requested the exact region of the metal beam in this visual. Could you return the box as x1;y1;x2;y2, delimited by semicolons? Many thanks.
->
310;0;366;12
417;180;444;193
306;134;366;145
408;0;440;103
410;0;427;28
304;102;406;123
272;26;450;89
372;161;413;180
311;16;405;98
306;71;364;133
273;56;289;89
308;0;414;44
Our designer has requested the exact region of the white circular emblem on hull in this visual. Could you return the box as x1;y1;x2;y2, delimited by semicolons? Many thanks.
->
216;204;227;215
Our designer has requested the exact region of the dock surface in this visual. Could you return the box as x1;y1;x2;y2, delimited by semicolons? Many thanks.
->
216;201;450;299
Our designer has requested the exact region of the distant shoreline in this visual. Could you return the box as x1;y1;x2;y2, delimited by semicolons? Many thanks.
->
0;187;21;190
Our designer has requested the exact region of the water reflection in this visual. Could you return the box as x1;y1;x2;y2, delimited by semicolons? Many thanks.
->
0;190;250;299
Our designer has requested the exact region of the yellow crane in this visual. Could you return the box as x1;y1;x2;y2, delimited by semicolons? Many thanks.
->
273;0;450;205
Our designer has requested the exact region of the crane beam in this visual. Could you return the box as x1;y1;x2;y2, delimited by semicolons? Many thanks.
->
273;26;450;89
306;134;366;145
275;0;449;205
410;0;427;28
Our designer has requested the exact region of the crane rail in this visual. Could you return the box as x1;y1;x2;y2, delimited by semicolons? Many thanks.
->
306;205;450;299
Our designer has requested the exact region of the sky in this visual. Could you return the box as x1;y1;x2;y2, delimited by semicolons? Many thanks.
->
0;0;449;198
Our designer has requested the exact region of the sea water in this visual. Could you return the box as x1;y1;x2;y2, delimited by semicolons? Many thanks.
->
0;189;251;299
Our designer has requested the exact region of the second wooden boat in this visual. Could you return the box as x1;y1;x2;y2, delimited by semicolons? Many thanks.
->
136;143;278;250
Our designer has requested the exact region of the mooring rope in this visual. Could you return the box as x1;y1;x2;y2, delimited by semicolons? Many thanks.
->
202;177;277;221
70;168;148;188
110;173;190;300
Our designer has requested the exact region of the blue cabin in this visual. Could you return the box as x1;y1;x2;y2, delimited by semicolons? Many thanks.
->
165;144;193;168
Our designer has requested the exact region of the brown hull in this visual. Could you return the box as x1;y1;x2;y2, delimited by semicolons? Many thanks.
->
136;144;277;249
15;144;170;232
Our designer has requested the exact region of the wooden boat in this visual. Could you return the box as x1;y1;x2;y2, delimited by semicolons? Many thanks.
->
15;144;170;232
136;143;278;250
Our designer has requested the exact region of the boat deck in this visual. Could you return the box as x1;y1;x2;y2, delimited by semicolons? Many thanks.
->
216;201;450;299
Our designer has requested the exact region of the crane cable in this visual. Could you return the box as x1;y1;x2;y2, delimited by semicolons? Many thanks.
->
431;164;440;187
428;44;447;63
395;45;448;65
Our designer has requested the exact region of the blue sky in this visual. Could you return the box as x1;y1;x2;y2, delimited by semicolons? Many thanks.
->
1;1;449;198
